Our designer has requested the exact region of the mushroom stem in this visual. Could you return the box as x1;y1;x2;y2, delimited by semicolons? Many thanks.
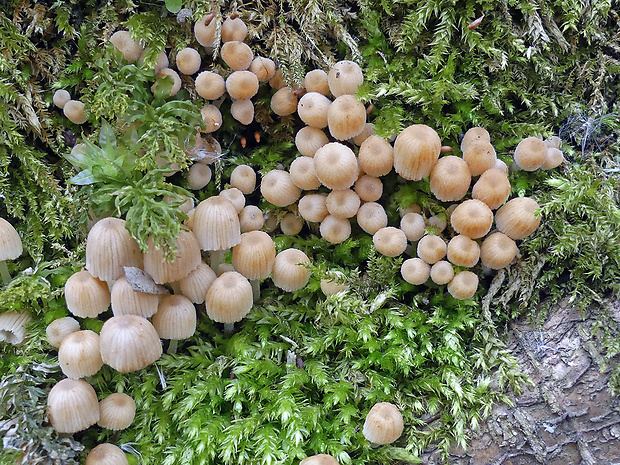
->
250;279;261;302
168;339;178;354
0;261;11;283
210;250;224;275
223;322;235;333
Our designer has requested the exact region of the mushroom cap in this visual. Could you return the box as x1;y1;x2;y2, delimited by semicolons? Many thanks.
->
152;68;182;97
221;41;254;71
110;276;160;318
298;92;332;128
175;47;201;75
249;57;277;82
358;135;394;177
200;105;223;134
99;315;162;373
195;71;226;100
58;330;103;379
327;60;363;97
354;175;383;203
272;248;311;292
300;454;340;465
85;443;129;465
187;163;212;189
295;126;329;157
320;271;348;296
221;17;248;42
417;234;447;264
290;156;322;190
239;205;264;232
545;136;562;150
46;317;80;348
313;142;359;190
514;137;547;171
460;127;490;152
178;261;217;304
98;393;136;431
356;202;388;235
53;89;71;108
109;30;144;63
320;215;352;244
280;213;303;235
430;260;455;285
471;168;511;210
298;193;329;223
271;87;298;116
450;199;494;239
64;100;87;124
327;95;366;141
269;69;286;89
194;15;217;47
144;230;201;284
393;124;441;181
0;311;31;345
231;99;255;125
152;50;169;74
494;197;541;240
401;258;431;285
260;170;302;207
193;196;242;251
447;235;480;267
429;156;472;202
303;69;330;96
542;147;564;170
351;123;376;146
373;227;407;257
326;189;361;219
480;232;518;270
205;271;253;323
362;402;404;445
219;188;245;214
230;165;256;195
85;218;143;283
447;270;479;300
47;378;99;433
152;294;196;340
400;213;426;242
64;270;111;318
232;231;276;280
463;140;496;176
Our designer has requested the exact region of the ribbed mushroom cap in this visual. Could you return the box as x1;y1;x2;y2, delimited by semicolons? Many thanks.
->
269;69;286;89
195;71;226;100
271;87;298;116
205;271;253;323
450;199;494;239
320;271;348;296
85;218;143;283
193;196;242;251
239;205;264;232
463;140;496;176
249;57;276;82
47;378;99;433
175;47;201;75
64;100;87;124
373;227;407;257
65;270;110;318
98;393;136;431
480;232;518;270
152;68;182;97
221;41;254;71
85;443;129;465
280;213;303;235
58;330;103;379
393;124;441;181
187;163;212;189
400;213;426;242
320;215;352;244
298;92;332;128
144;230;201;284
111;276;159;318
429;214;447;233
152;294;196;340
362;402;404;445
351;123;376;146
417;234;447;264
327;60;363;97
272;248;311;292
399;204;422;217
327;95;366;141
232;231;276;280
358;135;394;177
295;126;329;157
290;156;322;190
471;168;511;210
313;142;359;190
495;197;541;240
152;50;169;74
99;315;162;373
300;454;340;465
0;311;31;345
230;165;256;194
460;127;490;152
298;193;329;223
221;17;248;42
430;156;472;202
356;202;388;235
447;235;480;267
231;99;255;125
447;270;479;300
326;189;361;219
304;69;330;96
260;170;301;207
201;104;223;133
109;31;144;63
46;317;80;348
178;261;217;304
493;158;509;174
430;260;455;285
514;137;547;171
53;89;71;108
542;147;564;170
194;14;217;47
355;175;383;202
219;188;245;214
401;258;430;285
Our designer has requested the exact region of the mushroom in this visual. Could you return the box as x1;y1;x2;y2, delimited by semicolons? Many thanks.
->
327;95;366;141
326;189;361;219
327;60;363;97
200;104;223;133
297;92;332;129
270;87;298;116
471;168;511;210
98;393;136;430
221;41;254;71
513;137;547;171
290;156;322;190
373;227;407;257
320;215;352;244
47;378;100;433
195;71;226;100
494;197;541;240
460;127;490;152
303;69;330;96
542;147;565;170
58;330;103;379
358;135;394;177
447;270;479;300
231;99;255;125
401;258;430;285
300;454;340;465
272;248;311;292
480;232;518;270
177;261;217;304
356;202;388;235
46;317;80;348
417;234;447;264
298;193;329;223
351;123;376;146
239;205;265;232
269;69;286;89
85;443;129;465
175;47;201;75
0;311;31;345
313;142;359;190
143;229;201;284
249;57;277;82
320;271;348;296
230;165;256;194
109;30;143;63
430;260;455;285
110;276;160;318
354;175;383;203
221;16;248;42
295;126;329;157
187;163;213;189
0;217;23;282
429;155;472;202
205;271;253;331
400;213;426;242
226;70;259;100
362;402;404;445
53;89;71;108
462;140;496;176
152;294;196;352
194;14;217;47
63;100;87;124
280;213;304;235
260;170;301;207
232;231;276;300
447;235;480;267
219;188;246;213
450;199;494;239
393;124;441;181
152;68;182;97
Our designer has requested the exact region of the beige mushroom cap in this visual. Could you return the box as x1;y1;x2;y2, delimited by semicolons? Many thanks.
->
177;261;217;304
0;311;31;345
152;294;196;340
401;258;431;285
110;30;143;63
249;57;277;82
320;271;348;296
58;330;103;379
358;135;394;177
298;92;332;129
0;217;22;261
231;99;255;125
327;95;366;141
201;104;223;133
195;71;226;100
450;199;494;239
239;205;265;232
447;235;480;268
514;137;547;171
205;271;253;323
430;260;455;285
271;87;298;116
152;68;182;97
64;100;87;124
462;140;496;176
232;231;276;280
280;213;303;235
471;168;511;210
320;215;352;244
194;14;217;47
303;69;330;96
272;248;311;292
495;197;541;240
447;270;479;300
46;316;80;348
53;89;71;108
362;402;404;445
64;270;110;318
460;127;490;153
354;175;383;203
98;393;136;431
417;234;447;264
430;155;472;202
313;142;359;190
47;378;100;433
144;230;201;284
400;213;426;242
230;165;257;195
300;454;340;465
85;443;129;465
326;189;361;219
542;147;565;170
480;232;518;270
328;60;363;97
393;124;441;181
193;196;242;251
295;126;329;157
260;170;301;207
298;194;329;223
373;227;407;257
290;156;322;190
175;47;201;75
221;17;248;42
356;202;388;235
110;276;160;318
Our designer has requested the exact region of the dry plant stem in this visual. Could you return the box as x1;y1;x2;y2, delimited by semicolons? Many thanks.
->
0;261;11;283
168;339;178;354
224;323;235;333
210;250;225;275
250;279;261;302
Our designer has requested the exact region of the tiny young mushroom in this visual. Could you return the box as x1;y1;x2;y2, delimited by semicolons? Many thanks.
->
272;248;311;292
362;401;404;445
47;378;100;433
205;271;253;332
46;316;80;348
85;443;129;465
58;330;104;379
98;392;136;430
232;231;276;301
152;294;197;353
0;217;23;282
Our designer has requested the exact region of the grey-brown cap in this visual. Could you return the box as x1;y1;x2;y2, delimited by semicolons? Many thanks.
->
362;401;404;444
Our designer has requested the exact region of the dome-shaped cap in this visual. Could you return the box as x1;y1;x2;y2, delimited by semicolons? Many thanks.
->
230;165;256;195
460;127;490;152
46;317;80;348
450;199;494;239
280;213;303;235
152;294;196;340
53;89;71;109
295;126;329;157
298;92;332;129
143;230;201;284
232;231;276;280
47;378;99;433
193;196;242;251
362;402;404;445
221;41;254;71
0;217;22;260
463;140;496;176
85;443;129;465
64;270;111;318
351;122;375;146
272;248;311;292
514;137;546;171
110;31;144;63
221;17;248;42
447;270;479;300
354;175;383;203
373;227;407;257
495;197;541;240
205;271;253;323
178;261;217;304
249;57;277;82
175;47;201;75
111;276;159;318
226;70;259;100
430;156;471;202
271;87;298;116
542;147;565;170
239;205;265;232
99;315;162;373
194;14;217;47
480;232;518;270
358;135;394;177
58;330;103;379
298;194;329;223
320;215;352;244
152;68;182;97
393;124;441;181
327;95;366;141
98;393;136;431
430;260;454;285
327;60;363;97
231;99;255;125
260;170;301;207
447;235;480;267
326;189;360;219
85;218;143;283
290;156;322;190
300;454;340;465
356;202;388;235
401;258;430;285
471;168;511;210
417;234;447;264
313;143;359;190
320;271;348;296
400;213;426;242
195;71;226;100
303;69;330;96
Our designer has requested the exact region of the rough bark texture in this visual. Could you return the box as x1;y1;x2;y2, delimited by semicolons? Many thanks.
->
422;298;620;465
